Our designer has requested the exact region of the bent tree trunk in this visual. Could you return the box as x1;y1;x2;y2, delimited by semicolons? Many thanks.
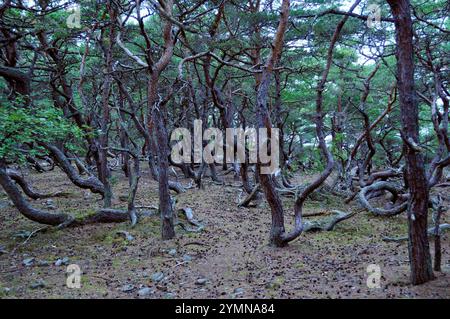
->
387;0;434;285
1;161;130;227
254;0;291;247
6;169;66;200
0;161;68;225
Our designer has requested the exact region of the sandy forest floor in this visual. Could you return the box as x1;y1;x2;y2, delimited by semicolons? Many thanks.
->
0;166;449;299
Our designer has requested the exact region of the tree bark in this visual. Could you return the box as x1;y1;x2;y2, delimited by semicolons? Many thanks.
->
387;0;434;285
147;0;176;240
254;0;291;247
0;161;68;225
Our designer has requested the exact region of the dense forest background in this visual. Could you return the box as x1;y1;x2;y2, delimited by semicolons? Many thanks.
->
0;0;449;298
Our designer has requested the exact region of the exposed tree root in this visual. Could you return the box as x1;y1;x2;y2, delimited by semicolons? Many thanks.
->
176;207;204;232
382;224;450;242
221;166;235;176
64;209;130;227
169;180;187;193
303;210;358;232
0;163;157;228
238;183;260;207
0;163;70;225
358;181;408;216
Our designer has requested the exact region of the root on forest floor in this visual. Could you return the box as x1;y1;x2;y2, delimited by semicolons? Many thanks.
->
176;207;204;232
382;223;450;242
238;183;260;207
358;181;408;216
303;210;358;232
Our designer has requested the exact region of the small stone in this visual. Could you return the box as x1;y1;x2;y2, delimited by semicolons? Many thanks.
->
120;284;135;293
13;230;32;239
195;278;207;285
83;191;92;200
168;249;177;256
182;254;193;262
116;231;134;241
151;272;164;282
37;260;50;267
14;230;31;239
165;292;175;299
22;257;35;267
137;287;154;296
54;257;69;266
30;279;46;289
234;288;244;295
3;287;11;294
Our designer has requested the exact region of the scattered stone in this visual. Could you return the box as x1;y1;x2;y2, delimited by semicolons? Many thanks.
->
116;231;134;241
37;260;50;267
165;292;175;299
3;287;11;295
137;287;154;297
168;248;177;256
54;257;70;266
182;254;193;262
151;272;164;282
234;288;244;295
195;278;207;285
120;284;135;293
30;279;46;289
22;257;35;267
14;230;32;239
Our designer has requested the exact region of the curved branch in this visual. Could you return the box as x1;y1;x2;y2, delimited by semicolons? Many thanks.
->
40;142;105;196
6;169;68;200
383;224;450;242
358;181;408;216
303;210;358;232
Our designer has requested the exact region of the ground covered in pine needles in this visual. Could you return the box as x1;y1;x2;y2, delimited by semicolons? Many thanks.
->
0;166;449;299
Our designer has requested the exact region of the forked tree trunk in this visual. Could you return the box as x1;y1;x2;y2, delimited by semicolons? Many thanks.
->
386;0;434;285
